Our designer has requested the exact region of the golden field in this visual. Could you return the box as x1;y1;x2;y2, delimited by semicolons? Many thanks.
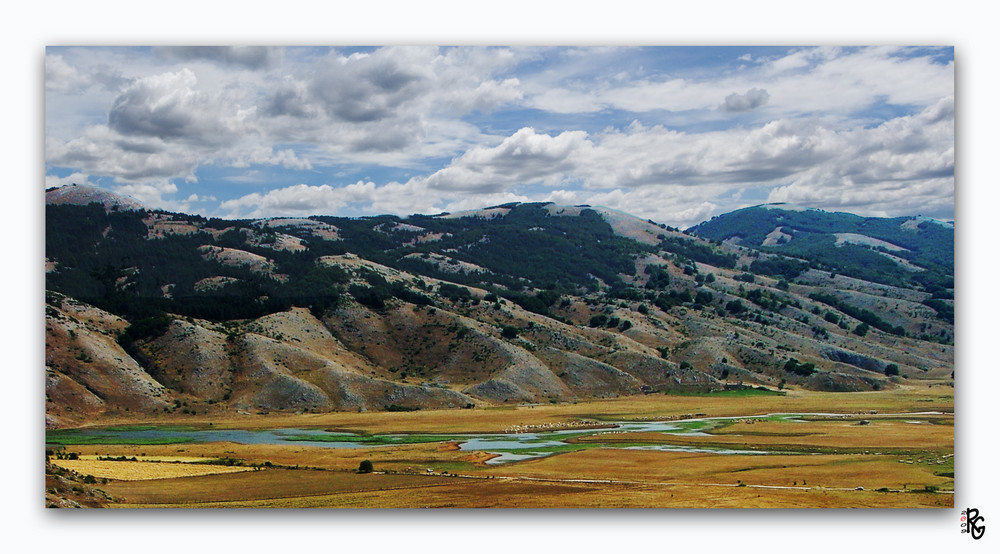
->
48;458;258;481
49;384;954;508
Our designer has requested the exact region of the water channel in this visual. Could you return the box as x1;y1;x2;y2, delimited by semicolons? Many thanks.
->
47;412;945;464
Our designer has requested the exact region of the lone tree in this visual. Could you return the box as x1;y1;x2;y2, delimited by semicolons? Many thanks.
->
358;460;374;474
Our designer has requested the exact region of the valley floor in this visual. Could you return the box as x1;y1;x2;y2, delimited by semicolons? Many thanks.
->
46;384;954;509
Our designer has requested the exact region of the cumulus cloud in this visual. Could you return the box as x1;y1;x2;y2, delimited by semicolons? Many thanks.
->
310;49;429;123
49;66;311;182
464;78;524;112
422;127;592;192
47;125;203;181
219;181;418;219
249;46;525;162
545;189;580;205
261;82;318;119
108;69;244;144
155;46;283;69
720;88;770;112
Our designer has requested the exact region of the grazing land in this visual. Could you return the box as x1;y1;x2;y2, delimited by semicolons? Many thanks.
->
48;385;953;508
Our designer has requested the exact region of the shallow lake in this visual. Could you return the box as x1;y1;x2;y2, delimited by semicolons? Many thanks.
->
47;412;943;464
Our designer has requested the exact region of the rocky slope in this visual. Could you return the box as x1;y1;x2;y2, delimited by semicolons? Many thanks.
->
44;187;954;428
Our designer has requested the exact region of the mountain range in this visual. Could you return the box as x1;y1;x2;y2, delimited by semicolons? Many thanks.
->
44;185;954;428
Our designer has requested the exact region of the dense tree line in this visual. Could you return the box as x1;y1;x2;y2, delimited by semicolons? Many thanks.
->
658;237;737;269
809;292;906;337
749;256;811;280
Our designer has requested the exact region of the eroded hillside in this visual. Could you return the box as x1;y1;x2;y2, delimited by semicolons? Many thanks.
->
44;188;954;428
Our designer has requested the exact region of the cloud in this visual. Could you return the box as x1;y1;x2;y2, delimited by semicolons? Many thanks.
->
186;193;217;203
529;88;606;114
310;49;430;123
155;46;283;69
402;94;952;225
46;53;127;94
45;54;93;94
451;78;523;114
422;127;592;192
252;46;523;162
261;82;318;119
220;181;387;218
47;126;203;181
545;189;580;205
226;147;313;170
583;188;718;230
45;172;96;189
198;88;953;226
764;96;954;218
187;92;954;227
720;88;770;112
110;180;195;212
50;66;311;182
107;69;243;144
522;46;952;122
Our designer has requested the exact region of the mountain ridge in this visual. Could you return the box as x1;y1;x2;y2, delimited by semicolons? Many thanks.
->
44;186;954;428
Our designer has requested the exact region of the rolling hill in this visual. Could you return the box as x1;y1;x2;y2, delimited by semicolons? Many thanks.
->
44;187;954;428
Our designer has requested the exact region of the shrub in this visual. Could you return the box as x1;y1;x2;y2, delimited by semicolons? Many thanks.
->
589;314;609;328
385;403;419;412
438;283;473;302
725;299;746;314
358;460;374;474
885;363;900;376
783;358;816;376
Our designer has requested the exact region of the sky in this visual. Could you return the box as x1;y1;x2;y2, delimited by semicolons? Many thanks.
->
44;45;954;228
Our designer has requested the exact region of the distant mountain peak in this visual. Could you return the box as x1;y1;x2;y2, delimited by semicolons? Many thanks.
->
45;184;145;212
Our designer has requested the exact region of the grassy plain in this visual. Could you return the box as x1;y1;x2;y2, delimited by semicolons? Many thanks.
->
50;384;954;508
48;458;257;481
